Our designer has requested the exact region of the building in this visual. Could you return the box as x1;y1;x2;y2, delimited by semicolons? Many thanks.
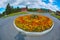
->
21;8;27;12
21;6;28;12
37;9;42;12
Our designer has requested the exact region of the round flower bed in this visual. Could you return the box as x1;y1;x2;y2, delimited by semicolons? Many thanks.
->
13;14;54;36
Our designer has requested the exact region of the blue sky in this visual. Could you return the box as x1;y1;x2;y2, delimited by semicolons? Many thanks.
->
0;0;60;13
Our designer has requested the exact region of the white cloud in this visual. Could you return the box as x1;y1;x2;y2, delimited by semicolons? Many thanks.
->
0;0;59;11
46;3;59;11
30;0;59;11
0;0;7;8
49;0;54;3
11;0;23;6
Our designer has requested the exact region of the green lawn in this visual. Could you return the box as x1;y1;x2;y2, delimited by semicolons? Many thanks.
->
3;12;27;18
51;13;60;20
2;12;60;20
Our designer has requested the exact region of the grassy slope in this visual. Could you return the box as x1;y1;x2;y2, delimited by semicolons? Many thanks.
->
2;12;60;20
51;13;60;20
3;12;27;18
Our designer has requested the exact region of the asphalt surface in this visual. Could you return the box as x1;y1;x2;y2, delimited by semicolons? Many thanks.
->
0;12;60;40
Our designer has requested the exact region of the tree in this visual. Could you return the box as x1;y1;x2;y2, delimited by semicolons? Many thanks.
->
16;7;20;12
26;5;28;10
2;3;21;15
5;3;12;15
0;14;3;18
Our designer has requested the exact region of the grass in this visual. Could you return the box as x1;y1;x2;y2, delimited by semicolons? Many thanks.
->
2;11;60;20
3;12;28;18
51;13;60;20
9;12;27;16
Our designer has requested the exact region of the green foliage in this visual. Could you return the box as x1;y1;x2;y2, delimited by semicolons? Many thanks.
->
5;3;12;15
28;8;38;11
2;3;21;16
3;12;27;18
13;7;21;12
51;13;60;20
30;14;38;19
9;12;27;16
0;14;3;18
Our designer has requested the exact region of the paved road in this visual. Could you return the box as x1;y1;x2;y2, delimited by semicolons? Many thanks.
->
0;12;60;40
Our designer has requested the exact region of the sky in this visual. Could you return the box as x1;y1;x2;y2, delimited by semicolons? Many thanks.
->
0;0;60;13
